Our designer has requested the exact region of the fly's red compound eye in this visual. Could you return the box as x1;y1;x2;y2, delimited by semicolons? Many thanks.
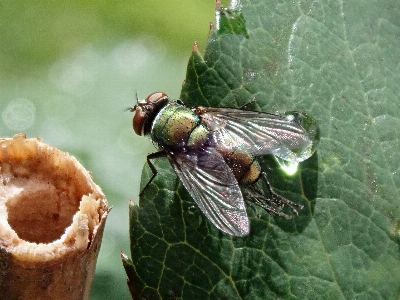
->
145;92;168;105
132;106;147;136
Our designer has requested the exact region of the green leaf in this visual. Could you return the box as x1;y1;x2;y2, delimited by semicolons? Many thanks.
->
127;0;400;299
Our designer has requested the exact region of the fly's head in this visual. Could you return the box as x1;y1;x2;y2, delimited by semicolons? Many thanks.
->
130;92;169;136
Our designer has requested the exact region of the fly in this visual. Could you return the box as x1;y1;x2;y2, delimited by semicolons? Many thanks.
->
131;92;318;236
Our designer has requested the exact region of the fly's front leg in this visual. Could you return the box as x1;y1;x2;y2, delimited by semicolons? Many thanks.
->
139;151;167;197
260;172;304;214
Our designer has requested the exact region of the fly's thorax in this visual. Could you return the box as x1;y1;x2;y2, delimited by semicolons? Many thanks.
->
218;146;261;185
151;103;204;147
187;124;208;148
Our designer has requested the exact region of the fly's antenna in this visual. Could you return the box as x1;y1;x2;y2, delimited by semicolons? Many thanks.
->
124;106;136;112
125;91;139;112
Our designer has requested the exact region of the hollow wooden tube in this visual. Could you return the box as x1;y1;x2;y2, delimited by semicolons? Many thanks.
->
0;134;109;299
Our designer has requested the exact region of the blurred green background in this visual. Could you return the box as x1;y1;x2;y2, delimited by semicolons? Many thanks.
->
0;1;215;299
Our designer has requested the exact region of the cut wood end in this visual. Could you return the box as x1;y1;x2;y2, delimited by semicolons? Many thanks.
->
0;134;109;299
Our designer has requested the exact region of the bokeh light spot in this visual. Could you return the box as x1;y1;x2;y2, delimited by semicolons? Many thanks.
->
2;98;36;131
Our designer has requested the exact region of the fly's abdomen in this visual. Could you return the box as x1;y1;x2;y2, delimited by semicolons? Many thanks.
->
151;104;208;148
218;146;261;185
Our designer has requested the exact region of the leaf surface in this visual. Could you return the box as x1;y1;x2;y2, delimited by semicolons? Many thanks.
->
126;0;400;298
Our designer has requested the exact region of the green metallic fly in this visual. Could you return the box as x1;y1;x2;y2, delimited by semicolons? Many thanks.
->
131;92;318;236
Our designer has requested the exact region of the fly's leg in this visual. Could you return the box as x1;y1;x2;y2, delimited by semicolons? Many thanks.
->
139;151;167;197
260;172;304;215
244;188;291;219
244;172;304;218
238;97;257;110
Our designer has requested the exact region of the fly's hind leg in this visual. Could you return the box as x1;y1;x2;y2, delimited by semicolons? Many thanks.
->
260;172;304;215
244;187;292;219
139;151;167;197
238;97;257;110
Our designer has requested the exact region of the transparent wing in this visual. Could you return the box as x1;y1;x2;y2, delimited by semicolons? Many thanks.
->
169;147;249;236
200;108;313;162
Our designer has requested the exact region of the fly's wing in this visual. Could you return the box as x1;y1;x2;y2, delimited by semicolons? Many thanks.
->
169;147;249;236
200;108;313;162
